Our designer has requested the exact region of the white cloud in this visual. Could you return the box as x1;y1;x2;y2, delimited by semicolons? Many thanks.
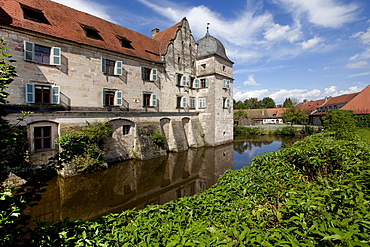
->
324;85;362;96
346;61;368;69
234;89;270;101
300;37;324;50
51;0;113;22
263;23;301;42
347;72;370;78
275;0;359;28
352;27;370;45
243;75;259;86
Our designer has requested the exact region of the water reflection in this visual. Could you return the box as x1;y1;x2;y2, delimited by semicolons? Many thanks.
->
24;144;233;226
233;136;301;170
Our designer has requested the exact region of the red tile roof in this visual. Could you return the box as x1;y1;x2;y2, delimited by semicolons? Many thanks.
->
297;99;326;114
0;0;181;62
324;92;359;107
341;85;370;114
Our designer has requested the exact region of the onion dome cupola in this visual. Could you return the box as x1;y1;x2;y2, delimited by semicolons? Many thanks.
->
196;27;232;62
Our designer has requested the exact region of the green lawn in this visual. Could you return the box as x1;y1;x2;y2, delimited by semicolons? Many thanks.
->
356;128;370;142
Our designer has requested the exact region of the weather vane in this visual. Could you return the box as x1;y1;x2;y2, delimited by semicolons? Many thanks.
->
207;23;210;31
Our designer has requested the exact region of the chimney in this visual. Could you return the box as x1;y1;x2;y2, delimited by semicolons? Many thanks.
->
151;28;160;37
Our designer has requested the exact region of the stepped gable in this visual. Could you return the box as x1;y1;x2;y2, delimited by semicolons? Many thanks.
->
197;29;232;62
341;85;370;114
152;20;183;56
0;0;161;61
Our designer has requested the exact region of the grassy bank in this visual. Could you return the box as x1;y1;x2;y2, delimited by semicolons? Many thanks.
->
19;132;369;246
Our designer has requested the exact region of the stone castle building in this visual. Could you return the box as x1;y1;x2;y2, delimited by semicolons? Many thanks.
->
0;0;233;164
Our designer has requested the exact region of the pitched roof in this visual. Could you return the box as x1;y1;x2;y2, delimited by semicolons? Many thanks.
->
235;108;287;119
0;0;180;62
324;92;359;107
341;85;370;114
297;99;326;114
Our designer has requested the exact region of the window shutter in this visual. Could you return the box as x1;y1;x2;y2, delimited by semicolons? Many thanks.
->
102;89;106;105
227;99;231;108
226;80;230;89
24;41;34;61
115;91;122;106
51;86;60;104
140;66;145;79
194;79;200;88
150;68;158;81
223;79;227;89
114;61;123;75
101;57;106;73
25;83;35;103
205;78;209;88
51;47;61;65
151;94;157;106
182;97;187;108
182;76;187;86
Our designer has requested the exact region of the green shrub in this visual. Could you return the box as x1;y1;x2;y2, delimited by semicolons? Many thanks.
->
151;129;165;146
20;133;370;246
275;126;296;136
322;110;356;137
300;125;315;135
233;125;248;136
49;121;111;173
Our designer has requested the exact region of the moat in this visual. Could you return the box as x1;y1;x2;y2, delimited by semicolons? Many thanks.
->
24;136;299;227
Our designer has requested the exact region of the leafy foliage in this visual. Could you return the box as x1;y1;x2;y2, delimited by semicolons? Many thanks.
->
23;132;370;246
234;97;276;109
233;110;248;125
48;121;112;173
151;129;165;146
322;110;356;137
274;126;296;136
282;106;308;125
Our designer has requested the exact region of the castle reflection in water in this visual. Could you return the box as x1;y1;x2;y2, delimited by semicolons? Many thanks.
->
24;143;233;226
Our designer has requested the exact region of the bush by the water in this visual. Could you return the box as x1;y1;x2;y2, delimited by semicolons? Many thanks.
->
274;126;296;136
21;132;370;246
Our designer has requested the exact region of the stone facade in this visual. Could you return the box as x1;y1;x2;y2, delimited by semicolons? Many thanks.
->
1;0;233;166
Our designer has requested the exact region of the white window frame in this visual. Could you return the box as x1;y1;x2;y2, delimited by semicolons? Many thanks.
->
181;97;187;108
150;93;157;106
141;67;158;81
181;76;187;86
25;83;60;104
223;79;230;89
189;97;195;109
199;97;207;108
115;91;123;106
102;89;123;106
24;41;61;65
101;57;122;75
224;98;231;108
193;79;200;89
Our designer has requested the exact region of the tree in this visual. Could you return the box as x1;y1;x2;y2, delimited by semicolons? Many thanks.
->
322;110;356;137
283;98;294;108
282;106;308;126
234;100;246;109
234;110;248;125
261;97;276;108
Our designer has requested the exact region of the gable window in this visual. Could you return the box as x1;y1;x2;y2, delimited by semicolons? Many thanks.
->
223;98;231;109
21;4;50;24
189;97;195;109
34;126;52;151
102;89;122;106
81;25;103;40
123;125;131;135
200;78;209;88
141;67;157;81
101;57;122;75
25;83;60;104
142;93;157;107
117;36;134;49
199;97;207;109
176;96;187;108
222;79;230;89
24;41;61;65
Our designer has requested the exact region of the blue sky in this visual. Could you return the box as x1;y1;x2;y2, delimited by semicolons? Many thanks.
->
52;0;370;104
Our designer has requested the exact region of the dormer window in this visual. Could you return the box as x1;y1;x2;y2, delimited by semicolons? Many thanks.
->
117;36;134;49
81;25;103;40
21;4;50;24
